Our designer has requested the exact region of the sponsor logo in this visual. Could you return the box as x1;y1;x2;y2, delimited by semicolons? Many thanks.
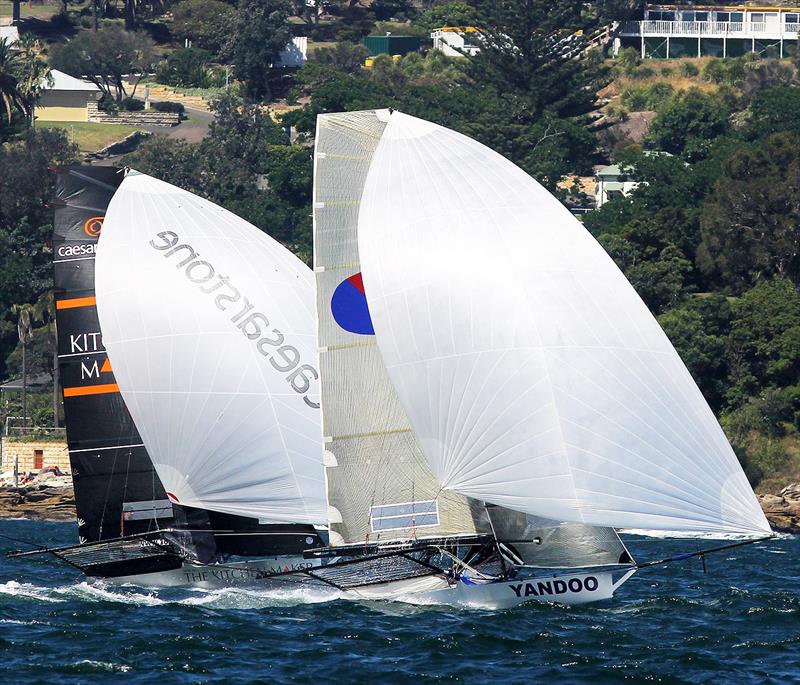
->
331;272;375;335
182;561;315;584
150;230;320;409
84;216;104;237
509;576;599;598
57;243;97;258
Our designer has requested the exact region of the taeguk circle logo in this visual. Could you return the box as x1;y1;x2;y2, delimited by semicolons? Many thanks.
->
331;273;374;335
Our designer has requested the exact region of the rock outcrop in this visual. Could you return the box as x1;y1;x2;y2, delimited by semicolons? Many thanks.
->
759;484;800;534
0;483;75;522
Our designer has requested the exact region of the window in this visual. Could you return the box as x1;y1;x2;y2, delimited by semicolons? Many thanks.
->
786;13;799;24
719;11;743;23
370;500;440;532
648;10;675;21
683;11;707;21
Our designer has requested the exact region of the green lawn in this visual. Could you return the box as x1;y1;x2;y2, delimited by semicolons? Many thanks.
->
39;121;140;152
0;0;60;21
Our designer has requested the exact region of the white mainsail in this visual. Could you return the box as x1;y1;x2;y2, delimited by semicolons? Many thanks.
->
95;171;327;524
356;112;770;536
314;111;485;544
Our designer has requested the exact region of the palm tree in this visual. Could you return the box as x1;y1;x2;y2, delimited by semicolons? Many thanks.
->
0;38;27;125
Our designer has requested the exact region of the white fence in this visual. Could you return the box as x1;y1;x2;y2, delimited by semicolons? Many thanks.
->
621;20;798;39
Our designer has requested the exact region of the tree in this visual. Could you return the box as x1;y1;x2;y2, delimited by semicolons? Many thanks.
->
309;42;369;74
0;38;27;126
172;0;236;56
0;129;78;381
725;278;800;408
416;1;484;33
646;88;730;157
744;86;800;139
223;0;292;101
698;133;800;291
657;295;732;411
49;25;156;104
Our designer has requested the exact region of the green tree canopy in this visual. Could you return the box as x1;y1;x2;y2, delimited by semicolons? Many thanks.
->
646;88;730;157
223;0;292;101
49;25;156;103
698;133;800;292
744;85;800;139
172;0;236;56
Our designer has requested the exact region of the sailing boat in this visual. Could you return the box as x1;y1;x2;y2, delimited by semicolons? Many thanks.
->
12;167;330;588
301;109;772;608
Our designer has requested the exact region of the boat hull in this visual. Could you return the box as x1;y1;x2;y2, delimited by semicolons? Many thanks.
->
348;569;637;609
110;555;321;589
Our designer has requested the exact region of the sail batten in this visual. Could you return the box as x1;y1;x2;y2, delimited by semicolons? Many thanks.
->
356;111;770;536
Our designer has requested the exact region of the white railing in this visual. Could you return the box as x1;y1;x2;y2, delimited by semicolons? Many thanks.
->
620;19;795;38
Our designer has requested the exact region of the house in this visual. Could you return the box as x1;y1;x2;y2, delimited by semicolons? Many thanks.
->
431;27;482;56
595;163;641;207
35;69;101;123
277;37;308;68
617;4;800;58
0;25;20;47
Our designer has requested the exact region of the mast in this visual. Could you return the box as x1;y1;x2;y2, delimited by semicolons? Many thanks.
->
53;166;174;543
313;111;487;546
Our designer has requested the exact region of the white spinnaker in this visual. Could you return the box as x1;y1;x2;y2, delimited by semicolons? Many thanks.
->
357;112;770;536
95;171;327;524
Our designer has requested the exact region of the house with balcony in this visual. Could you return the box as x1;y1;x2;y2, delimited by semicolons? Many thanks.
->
617;4;800;58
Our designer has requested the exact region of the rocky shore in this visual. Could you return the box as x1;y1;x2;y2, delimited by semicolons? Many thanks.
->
0;480;798;534
0;481;76;522
758;484;800;535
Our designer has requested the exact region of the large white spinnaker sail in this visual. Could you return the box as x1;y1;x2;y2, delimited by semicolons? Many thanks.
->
357;112;770;536
95;171;327;524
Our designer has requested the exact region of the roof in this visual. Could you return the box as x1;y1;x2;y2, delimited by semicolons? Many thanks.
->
603;182;627;192
0;26;19;45
42;69;99;92
596;164;629;178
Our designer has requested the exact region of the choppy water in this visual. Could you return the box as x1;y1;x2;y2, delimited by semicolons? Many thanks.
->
0;520;796;684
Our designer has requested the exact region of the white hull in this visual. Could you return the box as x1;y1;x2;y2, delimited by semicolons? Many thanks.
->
346;569;637;609
111;555;322;589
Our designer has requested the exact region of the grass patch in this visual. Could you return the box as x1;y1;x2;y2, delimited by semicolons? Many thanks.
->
0;0;59;21
39;121;140;151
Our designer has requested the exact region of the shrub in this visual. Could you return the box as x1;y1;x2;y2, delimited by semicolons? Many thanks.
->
631;65;655;80
620;82;674;111
679;61;699;77
121;97;145;111
614;47;641;77
97;93;118;113
151;101;185;115
155;47;212;88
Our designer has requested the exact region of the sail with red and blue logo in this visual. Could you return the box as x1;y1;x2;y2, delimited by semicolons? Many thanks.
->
331;272;375;335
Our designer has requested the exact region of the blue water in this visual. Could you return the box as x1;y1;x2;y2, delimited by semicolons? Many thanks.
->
0;520;797;684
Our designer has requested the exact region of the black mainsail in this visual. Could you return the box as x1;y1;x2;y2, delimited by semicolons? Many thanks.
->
54;166;174;545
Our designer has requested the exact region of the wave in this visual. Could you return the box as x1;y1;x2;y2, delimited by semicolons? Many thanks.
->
619;529;793;540
0;578;340;609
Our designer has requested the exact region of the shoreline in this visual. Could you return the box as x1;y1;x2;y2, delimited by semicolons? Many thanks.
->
0;483;797;534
